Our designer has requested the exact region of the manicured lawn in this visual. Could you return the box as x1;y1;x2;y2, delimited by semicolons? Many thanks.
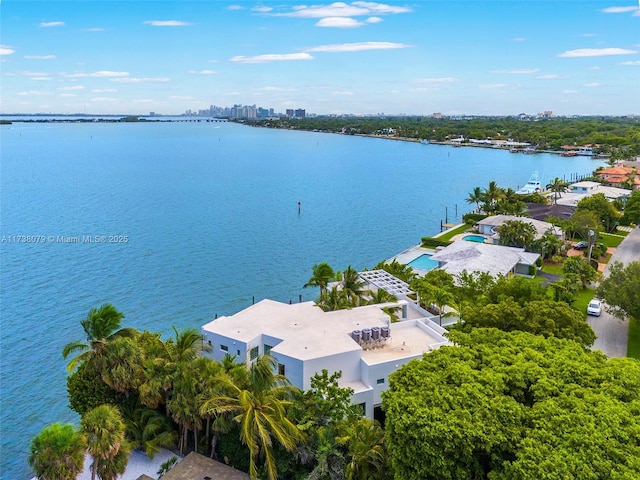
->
628;316;640;360
541;263;563;275
600;233;624;248
573;287;596;316
614;229;630;237
435;223;470;242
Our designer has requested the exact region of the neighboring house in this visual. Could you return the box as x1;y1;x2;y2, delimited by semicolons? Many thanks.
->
201;299;449;418
476;214;563;243
429;240;540;278
158;451;249;480
556;181;632;207
597;166;640;191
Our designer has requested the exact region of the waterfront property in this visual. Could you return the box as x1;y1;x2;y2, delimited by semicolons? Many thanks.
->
555;181;633;207
476;214;563;243
201;299;449;418
157;452;249;480
597;166;640;191
429;240;540;278
462;234;487;243
407;253;439;271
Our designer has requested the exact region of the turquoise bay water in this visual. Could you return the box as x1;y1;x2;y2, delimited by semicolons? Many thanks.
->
407;254;439;271
0;121;601;478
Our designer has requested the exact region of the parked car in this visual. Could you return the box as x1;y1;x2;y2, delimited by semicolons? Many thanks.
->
587;299;602;317
573;241;589;250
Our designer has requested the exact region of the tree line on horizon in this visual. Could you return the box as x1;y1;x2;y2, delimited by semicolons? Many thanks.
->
244;116;640;155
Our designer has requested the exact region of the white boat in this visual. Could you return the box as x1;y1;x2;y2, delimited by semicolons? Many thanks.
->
516;171;542;194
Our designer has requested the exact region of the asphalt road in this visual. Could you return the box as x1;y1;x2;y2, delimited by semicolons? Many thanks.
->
587;227;640;358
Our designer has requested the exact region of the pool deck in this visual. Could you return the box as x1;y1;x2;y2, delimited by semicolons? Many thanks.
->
388;244;437;275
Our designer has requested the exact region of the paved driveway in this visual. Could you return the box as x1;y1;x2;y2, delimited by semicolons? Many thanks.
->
587;227;640;358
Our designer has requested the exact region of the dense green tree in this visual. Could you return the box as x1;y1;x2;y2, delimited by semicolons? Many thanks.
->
496;219;536;248
529;232;564;259
620;190;640;225
304;262;336;296
454;270;495;305
562;256;597;287
82;404;128;480
200;356;303;480
62;304;136;372
564;209;601;241
462;298;595;347
67;360;126;416
383;329;640;480
28;423;87;480
576;193;621;233
597;261;640;320
95;336;145;395
487;275;547;306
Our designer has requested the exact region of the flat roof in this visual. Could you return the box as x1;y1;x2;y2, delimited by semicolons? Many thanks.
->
202;300;447;362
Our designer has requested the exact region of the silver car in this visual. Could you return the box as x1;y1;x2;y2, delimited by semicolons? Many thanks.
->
587;299;602;317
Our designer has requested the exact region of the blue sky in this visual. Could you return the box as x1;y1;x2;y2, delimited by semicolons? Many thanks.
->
1;1;639;115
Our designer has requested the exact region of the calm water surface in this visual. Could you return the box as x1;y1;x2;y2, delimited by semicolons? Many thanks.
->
0;120;602;478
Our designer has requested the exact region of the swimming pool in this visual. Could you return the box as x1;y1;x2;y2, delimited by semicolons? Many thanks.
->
407;254;439;271
463;235;486;243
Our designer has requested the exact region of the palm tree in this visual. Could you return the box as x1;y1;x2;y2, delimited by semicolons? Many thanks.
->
62;304;136;372
28;423;87;480
318;286;351;312
342;419;387;480
306;426;346;480
341;266;367;306
200;356;303;480
465;186;484;212
81;404;128;480
546;177;569;205
121;398;177;458
304;262;336;296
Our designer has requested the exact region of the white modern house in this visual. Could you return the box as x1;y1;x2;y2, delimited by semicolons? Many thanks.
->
476;214;563;243
555;181;632;207
201;299;450;418
429;240;540;278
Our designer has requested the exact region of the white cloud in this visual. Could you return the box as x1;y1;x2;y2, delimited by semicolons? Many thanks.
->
510;37;526;42
580;33;597;37
252;6;273;12
58;93;76;97
316;17;364;27
366;16;383;23
601;6;639;13
39;21;65;27
25;55;56;60
110;77;170;83
536;74;567;79
257;86;299;92
91;97;117;102
31;77;52;81
332;91;354;95
92;89;117;92
619;60;640;65
306;41;412;52
143;20;191;27
132;99;156;103
188;70;219;75
490;68;539;74
281;2;411;18
230;53;314;63
66;71;129;78
558;47;637;57
414;77;457;84
18;90;50;96
0;47;15;55
584;82;602;87
227;5;244;10
59;85;85;91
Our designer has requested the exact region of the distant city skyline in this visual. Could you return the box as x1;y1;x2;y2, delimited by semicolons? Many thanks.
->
1;1;639;116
